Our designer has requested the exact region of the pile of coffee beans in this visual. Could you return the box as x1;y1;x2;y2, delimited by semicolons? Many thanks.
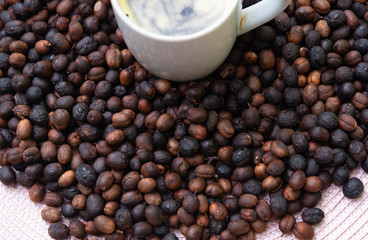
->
1;0;368;239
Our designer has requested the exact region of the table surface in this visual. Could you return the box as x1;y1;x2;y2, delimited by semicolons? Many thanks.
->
1;167;368;240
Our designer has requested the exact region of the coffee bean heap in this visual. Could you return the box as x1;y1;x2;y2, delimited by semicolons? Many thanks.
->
1;0;368;239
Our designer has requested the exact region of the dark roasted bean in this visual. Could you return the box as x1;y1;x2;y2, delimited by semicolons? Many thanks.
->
48;222;69;239
343;177;364;199
0;2;368;240
302;208;324;225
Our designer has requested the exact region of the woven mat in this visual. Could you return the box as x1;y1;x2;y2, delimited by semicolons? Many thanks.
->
0;167;368;240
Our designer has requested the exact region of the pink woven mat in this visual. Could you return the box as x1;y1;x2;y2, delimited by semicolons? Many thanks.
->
1;167;368;240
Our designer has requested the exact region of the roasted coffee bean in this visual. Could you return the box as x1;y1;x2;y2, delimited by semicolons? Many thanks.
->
295;6;316;23
17;172;36;188
44;192;64;207
75;164;97;187
319;170;332;190
86;193;104;219
279;214;295;234
337;82;356;103
95;171;114;191
304;176;322;192
57;170;75;188
160;199;179;216
348;140;367;162
330;129;349;148
262;175;282;192
314;146;334;165
267;160;285;176
29;183;45;202
165;172;181;190
94;215;115;234
120;190;142;206
256;200;272;221
60;201;78;218
250;219;267;233
343;177;364;199
0;166;16;185
282;66;298;87
232;147;252;166
184;224;202;240
217;118;236;138
194;164;215;178
303;191;322;209
179;136;199;157
271;141;289;158
293;222;315;240
205;182;223;198
292;132;309;153
72;194;86;210
239;194;258;208
288;200;302;214
48;222;69;239
177;206;195;226
84;220;100;235
270;193;288;217
69;220;86;239
75;37;98;56
133;221;153;238
233;166;254;182
4;20;25;37
326;9;347;28
274;12;290;31
16;119;32;139
317;112;338;130
182;194;199;213
243;179;263;197
137;177;156;193
209;203;228;221
145;204;164;226
41;207;62;223
310;126;330;142
114;206;133;231
240;208;257;222
106;151;129;170
332;165;350;186
302;208;324;225
228;219;250;236
288;154;307;171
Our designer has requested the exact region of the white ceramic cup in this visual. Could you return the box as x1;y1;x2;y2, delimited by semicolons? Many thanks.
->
111;0;290;82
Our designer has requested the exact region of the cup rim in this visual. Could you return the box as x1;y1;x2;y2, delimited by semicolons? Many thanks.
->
111;0;238;42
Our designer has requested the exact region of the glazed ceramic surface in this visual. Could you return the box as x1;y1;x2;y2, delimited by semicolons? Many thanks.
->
111;0;290;81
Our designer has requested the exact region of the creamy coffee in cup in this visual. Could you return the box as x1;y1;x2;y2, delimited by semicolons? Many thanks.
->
112;0;290;81
119;0;226;36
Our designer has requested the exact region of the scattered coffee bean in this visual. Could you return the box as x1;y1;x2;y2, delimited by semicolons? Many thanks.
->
293;222;315;240
343;177;364;199
48;222;69;239
0;1;368;240
302;208;325;225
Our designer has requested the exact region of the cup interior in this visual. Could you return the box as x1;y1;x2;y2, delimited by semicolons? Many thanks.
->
111;0;239;42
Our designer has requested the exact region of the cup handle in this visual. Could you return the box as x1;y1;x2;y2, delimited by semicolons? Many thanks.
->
238;0;291;36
